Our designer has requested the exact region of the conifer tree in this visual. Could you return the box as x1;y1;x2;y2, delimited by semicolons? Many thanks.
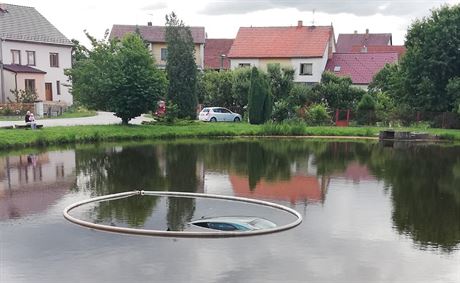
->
248;67;272;124
165;12;198;119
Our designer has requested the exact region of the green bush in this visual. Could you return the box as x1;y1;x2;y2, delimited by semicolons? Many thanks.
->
305;103;331;126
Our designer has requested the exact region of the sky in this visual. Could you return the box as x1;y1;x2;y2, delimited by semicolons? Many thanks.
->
5;0;460;47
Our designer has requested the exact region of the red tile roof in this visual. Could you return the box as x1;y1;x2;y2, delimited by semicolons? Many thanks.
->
350;45;406;58
336;33;392;53
325;52;398;85
110;25;206;44
228;25;333;58
204;39;234;70
4;64;46;74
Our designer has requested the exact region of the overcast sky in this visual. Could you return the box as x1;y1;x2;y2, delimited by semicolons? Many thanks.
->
7;0;460;47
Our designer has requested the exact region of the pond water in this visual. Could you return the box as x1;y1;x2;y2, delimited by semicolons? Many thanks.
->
1;139;459;282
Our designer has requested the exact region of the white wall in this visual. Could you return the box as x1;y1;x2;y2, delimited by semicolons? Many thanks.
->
230;42;330;83
1;40;73;105
291;43;330;83
230;59;260;69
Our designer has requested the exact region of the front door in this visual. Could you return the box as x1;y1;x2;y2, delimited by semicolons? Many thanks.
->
45;83;53;101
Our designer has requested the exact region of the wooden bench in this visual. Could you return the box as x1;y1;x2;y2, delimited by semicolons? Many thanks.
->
14;124;44;129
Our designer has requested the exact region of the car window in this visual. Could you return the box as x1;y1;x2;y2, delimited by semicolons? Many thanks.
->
221;108;232;114
213;108;221;113
208;222;238;231
202;108;210;113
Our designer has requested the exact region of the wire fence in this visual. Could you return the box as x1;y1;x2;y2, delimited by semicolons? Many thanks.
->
334;109;460;129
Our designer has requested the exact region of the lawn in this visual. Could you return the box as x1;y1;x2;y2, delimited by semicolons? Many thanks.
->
1;121;459;150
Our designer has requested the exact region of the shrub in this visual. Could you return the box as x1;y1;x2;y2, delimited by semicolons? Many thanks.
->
305;103;331;126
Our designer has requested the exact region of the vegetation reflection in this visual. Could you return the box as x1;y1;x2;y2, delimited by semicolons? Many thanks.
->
73;140;460;250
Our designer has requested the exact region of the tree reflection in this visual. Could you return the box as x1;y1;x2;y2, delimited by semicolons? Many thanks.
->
73;140;460;251
367;145;460;252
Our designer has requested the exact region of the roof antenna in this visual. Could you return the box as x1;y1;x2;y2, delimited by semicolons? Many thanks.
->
311;9;316;26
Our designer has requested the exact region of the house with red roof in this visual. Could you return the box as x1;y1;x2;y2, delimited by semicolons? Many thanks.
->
325;52;399;89
204;39;234;70
227;21;336;83
328;29;404;89
110;23;206;69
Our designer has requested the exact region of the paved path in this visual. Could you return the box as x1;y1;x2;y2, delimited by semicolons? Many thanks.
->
0;112;153;128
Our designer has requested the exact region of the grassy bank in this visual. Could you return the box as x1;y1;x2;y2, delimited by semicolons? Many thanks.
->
1;122;459;150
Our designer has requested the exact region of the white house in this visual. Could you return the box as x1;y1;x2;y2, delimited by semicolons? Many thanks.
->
227;21;336;84
110;23;206;70
0;3;73;105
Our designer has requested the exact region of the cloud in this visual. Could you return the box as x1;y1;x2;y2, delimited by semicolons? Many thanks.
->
200;0;450;16
142;2;168;11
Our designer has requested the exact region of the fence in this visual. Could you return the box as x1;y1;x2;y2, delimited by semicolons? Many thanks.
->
0;101;69;118
0;103;34;116
334;109;460;129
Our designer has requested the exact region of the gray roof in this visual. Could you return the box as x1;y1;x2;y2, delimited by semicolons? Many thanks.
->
0;3;72;46
110;25;206;44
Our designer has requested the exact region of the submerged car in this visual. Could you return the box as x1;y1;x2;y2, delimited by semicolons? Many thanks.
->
188;216;277;231
199;107;242;122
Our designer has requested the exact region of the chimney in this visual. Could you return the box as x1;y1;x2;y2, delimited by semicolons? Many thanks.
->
297;20;303;28
365;28;369;35
354;30;358;34
147;22;152;26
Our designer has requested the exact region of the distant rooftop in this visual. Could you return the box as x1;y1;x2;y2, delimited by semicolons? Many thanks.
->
110;24;206;44
0;3;72;46
204;39;234;70
336;31;392;53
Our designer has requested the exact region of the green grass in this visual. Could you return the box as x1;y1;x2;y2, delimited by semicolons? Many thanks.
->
0;121;459;150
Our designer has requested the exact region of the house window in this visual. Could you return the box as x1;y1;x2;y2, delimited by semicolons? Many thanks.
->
56;81;61;95
25;79;36;92
50;53;59;67
11;50;21;64
27;51;36;66
238;63;251;68
300;63;313;76
160;48;168;61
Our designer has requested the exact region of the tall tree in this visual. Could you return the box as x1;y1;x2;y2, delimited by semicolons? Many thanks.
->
68;33;166;124
402;4;460;112
165;12;198;119
248;67;272;124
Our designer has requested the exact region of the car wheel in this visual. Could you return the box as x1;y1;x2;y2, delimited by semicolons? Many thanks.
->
210;117;217;122
233;117;241;122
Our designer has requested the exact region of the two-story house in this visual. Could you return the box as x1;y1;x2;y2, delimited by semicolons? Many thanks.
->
227;21;336;84
110;23;206;69
0;3;73;105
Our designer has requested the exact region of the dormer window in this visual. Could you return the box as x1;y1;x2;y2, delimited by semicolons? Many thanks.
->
11;50;21;64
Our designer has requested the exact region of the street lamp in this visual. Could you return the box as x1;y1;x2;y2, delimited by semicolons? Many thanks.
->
220;54;226;71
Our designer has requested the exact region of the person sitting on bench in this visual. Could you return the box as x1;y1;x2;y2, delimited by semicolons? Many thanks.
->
25;111;37;129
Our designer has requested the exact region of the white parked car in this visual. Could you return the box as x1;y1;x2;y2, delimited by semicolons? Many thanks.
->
199;107;242;122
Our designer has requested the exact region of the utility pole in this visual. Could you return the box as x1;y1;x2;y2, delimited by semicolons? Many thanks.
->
0;37;5;103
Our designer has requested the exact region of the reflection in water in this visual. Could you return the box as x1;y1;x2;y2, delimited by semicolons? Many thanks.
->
1;140;459;253
0;151;76;220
